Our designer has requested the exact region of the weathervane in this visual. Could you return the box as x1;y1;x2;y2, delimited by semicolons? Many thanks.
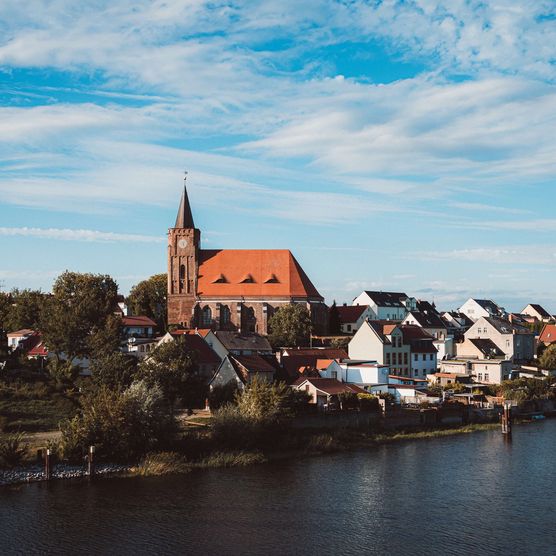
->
183;170;188;185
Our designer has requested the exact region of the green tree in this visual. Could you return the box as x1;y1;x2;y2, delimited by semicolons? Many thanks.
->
329;300;341;335
127;274;167;331
3;289;46;332
268;304;312;348
539;344;556;370
139;337;201;414
90;352;138;391
40;271;119;364
88;314;123;358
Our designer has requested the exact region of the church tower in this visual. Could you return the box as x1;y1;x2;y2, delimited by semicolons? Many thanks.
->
167;180;200;326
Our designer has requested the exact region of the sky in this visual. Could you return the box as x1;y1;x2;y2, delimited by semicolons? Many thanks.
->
1;1;555;313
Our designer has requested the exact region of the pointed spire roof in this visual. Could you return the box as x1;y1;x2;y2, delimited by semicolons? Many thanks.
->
175;181;195;229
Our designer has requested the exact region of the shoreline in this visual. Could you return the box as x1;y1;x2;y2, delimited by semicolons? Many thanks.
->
0;421;505;487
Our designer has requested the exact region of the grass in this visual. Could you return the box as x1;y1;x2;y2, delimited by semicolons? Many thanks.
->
0;383;78;433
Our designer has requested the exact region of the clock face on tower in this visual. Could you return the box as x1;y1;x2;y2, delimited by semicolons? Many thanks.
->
177;238;188;249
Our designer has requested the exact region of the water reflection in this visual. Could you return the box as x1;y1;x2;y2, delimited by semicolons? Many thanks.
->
1;421;555;556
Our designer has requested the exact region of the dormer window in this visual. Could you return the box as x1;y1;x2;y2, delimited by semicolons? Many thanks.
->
264;274;279;283
240;274;255;283
212;274;228;283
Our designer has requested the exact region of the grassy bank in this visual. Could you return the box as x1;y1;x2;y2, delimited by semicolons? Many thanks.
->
130;422;500;477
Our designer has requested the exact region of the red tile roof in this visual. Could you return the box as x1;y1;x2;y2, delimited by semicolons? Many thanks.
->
197;249;323;299
28;342;48;357
122;316;157;328
172;328;212;338
539;324;556;344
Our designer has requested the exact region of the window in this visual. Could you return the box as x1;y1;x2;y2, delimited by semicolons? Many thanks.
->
430;354;434;361
331;371;337;379
220;305;231;327
201;306;212;326
478;373;483;381
484;373;489;381
386;353;391;364
403;353;408;365
347;325;352;332
414;353;418;361
422;354;426;361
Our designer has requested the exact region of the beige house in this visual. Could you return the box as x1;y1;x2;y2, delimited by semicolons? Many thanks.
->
464;316;535;363
439;359;512;385
521;304;552;323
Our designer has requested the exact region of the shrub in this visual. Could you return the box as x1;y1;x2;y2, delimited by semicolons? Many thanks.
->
60;380;175;462
357;393;379;411
211;377;292;450
0;433;28;468
136;452;190;476
208;382;239;411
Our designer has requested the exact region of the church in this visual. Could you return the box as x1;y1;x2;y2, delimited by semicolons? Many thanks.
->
167;182;328;335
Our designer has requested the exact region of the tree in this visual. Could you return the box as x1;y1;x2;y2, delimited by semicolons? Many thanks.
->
40;272;119;364
90;352;138;390
539;345;556;370
139;337;202;414
127;274;167;331
88;315;123;358
329;300;341;335
2;289;46;332
268;304;312;348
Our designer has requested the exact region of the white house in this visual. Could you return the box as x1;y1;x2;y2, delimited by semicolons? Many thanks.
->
6;329;37;351
319;359;389;390
121;316;157;338
352;291;416;321
399;325;438;378
439;359;512;385
291;377;368;408
458;298;505;322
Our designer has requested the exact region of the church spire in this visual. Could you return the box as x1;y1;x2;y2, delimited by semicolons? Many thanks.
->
174;173;195;229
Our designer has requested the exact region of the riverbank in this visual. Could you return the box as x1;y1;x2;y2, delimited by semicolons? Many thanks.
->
0;422;516;487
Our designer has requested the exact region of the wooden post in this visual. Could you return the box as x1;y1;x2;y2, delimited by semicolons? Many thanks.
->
88;445;95;477
501;402;512;435
45;449;52;481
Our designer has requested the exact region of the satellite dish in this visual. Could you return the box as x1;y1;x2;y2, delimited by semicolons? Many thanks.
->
129;337;136;344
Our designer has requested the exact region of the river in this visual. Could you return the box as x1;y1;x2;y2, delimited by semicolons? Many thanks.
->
1;420;555;555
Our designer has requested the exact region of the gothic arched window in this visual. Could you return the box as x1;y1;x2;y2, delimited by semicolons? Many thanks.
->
179;265;186;292
201;306;212;327
220;305;231;327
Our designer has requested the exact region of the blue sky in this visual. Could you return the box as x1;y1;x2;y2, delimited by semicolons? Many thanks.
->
1;1;556;312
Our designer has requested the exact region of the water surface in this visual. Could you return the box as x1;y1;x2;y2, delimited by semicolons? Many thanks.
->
1;421;555;555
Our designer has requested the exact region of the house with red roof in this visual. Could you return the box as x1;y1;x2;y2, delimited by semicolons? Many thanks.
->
291;377;367;409
166;183;328;335
539;323;556;347
121;315;157;338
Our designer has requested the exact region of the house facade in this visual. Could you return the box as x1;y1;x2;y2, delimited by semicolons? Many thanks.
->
464;316;535;362
521;304;552;322
335;304;375;334
458;298;505;322
352;291;416;321
348;321;411;376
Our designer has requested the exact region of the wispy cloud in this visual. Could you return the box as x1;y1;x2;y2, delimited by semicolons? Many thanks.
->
0;227;164;243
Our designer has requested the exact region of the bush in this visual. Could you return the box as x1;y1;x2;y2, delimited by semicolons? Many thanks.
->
357;393;379;411
208;382;239;411
211;377;291;450
0;433;28;468
60;380;175;462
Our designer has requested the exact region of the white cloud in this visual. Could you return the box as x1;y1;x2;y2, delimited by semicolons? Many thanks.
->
0;227;164;243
